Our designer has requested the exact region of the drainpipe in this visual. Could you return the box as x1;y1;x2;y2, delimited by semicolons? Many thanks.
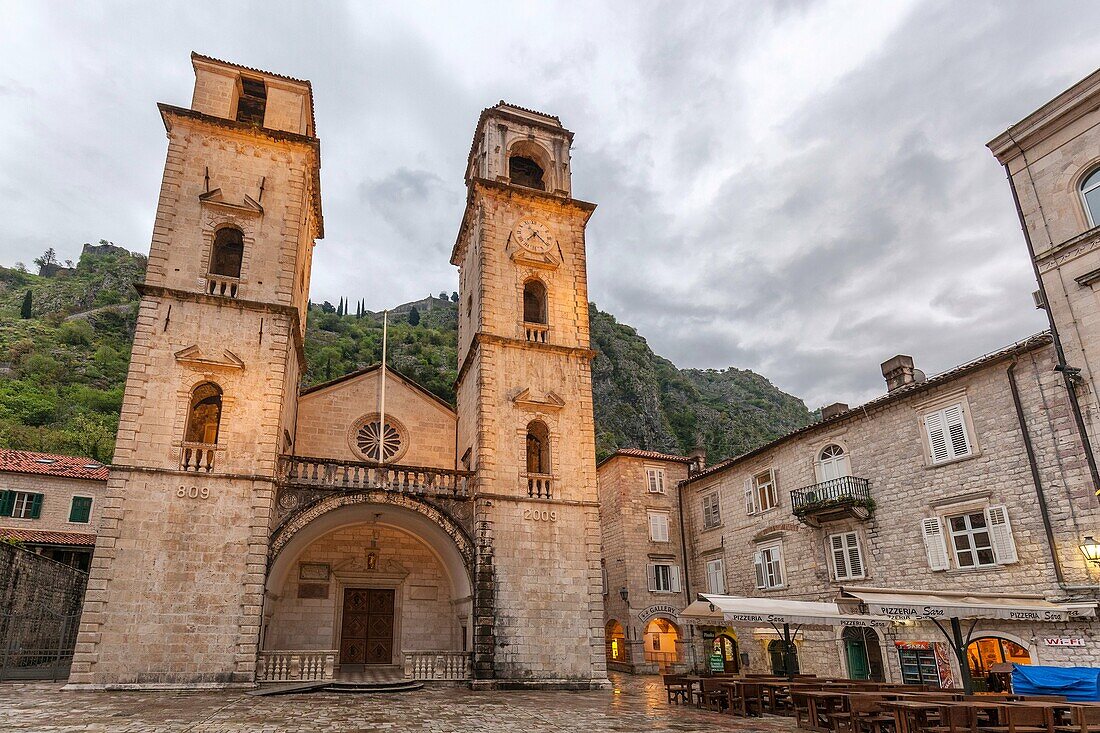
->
676;477;695;671
1006;358;1066;585
1001;146;1100;505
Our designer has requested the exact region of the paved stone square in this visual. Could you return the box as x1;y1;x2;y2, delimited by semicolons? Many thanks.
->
0;673;798;733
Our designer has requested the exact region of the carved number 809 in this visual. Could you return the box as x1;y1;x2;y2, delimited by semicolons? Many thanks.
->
523;509;557;522
177;486;210;500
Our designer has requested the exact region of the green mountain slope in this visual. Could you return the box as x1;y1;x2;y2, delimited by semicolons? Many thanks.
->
0;244;812;463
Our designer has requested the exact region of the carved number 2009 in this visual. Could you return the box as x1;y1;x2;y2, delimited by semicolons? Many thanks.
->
177;486;210;500
523;508;557;522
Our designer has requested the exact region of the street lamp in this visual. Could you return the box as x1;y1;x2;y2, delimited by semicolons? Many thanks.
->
1081;536;1100;566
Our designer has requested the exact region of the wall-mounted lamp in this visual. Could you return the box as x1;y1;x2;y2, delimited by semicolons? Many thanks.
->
619;587;629;602
1080;536;1100;566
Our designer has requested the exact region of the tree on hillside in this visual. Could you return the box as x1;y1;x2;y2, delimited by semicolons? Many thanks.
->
337;297;345;316
20;291;32;319
14;262;27;273
408;307;420;326
450;291;458;302
320;301;335;313
33;247;58;275
438;291;447;300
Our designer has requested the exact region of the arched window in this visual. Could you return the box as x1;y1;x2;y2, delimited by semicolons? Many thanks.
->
1082;167;1100;227
210;227;244;278
526;420;551;475
966;636;1031;691
185;382;222;445
509;156;545;190
523;280;547;324
816;443;851;482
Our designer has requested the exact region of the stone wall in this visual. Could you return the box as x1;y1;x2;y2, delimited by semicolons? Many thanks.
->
0;542;87;615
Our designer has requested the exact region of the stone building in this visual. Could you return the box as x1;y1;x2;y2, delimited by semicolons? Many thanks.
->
0;449;107;571
66;54;608;690
596;449;699;674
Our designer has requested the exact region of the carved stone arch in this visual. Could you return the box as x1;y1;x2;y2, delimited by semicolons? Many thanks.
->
507;138;554;191
270;489;475;569
171;374;236;456
199;212;256;282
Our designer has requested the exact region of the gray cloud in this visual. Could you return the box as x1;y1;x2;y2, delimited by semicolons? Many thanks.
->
1;0;1097;409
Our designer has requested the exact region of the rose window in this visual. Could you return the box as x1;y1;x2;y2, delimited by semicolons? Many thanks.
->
356;420;403;463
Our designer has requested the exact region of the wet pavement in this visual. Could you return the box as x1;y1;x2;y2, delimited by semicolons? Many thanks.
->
0;673;801;732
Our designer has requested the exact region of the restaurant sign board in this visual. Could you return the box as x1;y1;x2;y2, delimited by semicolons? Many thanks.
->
638;604;679;623
1042;637;1085;647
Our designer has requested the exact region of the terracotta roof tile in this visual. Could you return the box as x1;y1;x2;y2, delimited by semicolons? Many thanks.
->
597;448;695;469
0;528;97;546
0;450;108;481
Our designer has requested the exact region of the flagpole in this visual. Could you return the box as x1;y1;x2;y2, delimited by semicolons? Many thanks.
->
378;310;388;464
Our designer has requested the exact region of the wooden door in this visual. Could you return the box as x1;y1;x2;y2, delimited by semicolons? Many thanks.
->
340;588;395;665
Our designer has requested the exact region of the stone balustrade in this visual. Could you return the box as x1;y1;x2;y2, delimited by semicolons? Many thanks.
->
205;274;239;298
525;473;553;499
403;650;472;680
180;442;218;472
256;650;336;682
522;321;550;343
279;455;471;498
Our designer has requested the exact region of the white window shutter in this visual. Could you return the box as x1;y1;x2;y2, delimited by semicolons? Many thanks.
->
944;404;971;458
925;411;950;463
767;468;779;508
846;533;864;579
921;517;950;571
670;565;682;593
830;534;849;580
646;563;657;592
753;551;766;589
774;545;785;586
744;478;756;515
985;505;1018;564
714;560;726;593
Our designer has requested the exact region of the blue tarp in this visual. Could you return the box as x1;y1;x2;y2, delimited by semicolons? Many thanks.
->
1012;664;1100;702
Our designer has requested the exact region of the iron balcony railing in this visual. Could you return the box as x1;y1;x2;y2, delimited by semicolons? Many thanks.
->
790;476;872;513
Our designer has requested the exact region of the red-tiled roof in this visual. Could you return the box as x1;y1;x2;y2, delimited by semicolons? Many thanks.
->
0;528;97;546
597;448;695;469
0;450;108;481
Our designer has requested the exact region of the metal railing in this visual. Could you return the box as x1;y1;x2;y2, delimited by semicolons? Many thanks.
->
525;473;553;499
790;476;871;512
522;322;550;344
279;455;471;498
403;650;471;680
256;650;336;682
206;274;240;298
180;442;218;472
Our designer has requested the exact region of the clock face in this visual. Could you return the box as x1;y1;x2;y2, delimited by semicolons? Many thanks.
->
513;219;555;254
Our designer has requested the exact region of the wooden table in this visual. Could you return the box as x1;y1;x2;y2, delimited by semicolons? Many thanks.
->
677;675;703;705
880;699;946;733
802;690;850;731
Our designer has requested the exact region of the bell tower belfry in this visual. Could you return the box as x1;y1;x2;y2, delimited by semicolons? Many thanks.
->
452;103;609;687
68;53;322;688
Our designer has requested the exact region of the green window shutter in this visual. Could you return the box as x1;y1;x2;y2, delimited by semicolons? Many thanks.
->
28;493;43;519
0;490;13;517
69;497;92;524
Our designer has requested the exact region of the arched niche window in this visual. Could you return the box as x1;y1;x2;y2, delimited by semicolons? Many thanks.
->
526;420;551;475
509;156;545;190
185;382;223;445
1082;167;1100;228
816;443;851;483
210;227;244;279
523;279;548;324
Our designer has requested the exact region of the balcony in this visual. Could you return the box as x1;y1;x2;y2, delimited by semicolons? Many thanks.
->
525;473;553;499
279;455;471;499
522;322;549;344
180;442;218;472
790;476;873;526
205;274;240;298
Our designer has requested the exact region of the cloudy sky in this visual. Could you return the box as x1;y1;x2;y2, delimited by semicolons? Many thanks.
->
2;1;1098;408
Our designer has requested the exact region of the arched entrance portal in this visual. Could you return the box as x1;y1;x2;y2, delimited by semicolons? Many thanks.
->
842;627;885;681
264;495;473;676
643;618;681;670
605;620;629;666
967;636;1031;692
713;634;739;673
769;639;800;676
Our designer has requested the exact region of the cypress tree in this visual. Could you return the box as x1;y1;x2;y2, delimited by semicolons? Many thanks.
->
337;297;344;316
408;307;421;326
20;290;32;319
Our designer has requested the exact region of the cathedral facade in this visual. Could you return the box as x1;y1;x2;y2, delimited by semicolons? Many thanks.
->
66;54;608;689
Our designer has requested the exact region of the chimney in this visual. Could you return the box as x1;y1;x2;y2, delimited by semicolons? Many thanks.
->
881;355;917;392
688;446;706;476
821;402;849;420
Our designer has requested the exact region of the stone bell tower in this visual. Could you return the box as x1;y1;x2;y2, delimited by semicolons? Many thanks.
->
452;102;608;687
68;53;322;688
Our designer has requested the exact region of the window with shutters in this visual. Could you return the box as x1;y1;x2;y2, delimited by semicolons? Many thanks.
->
646;467;666;494
829;531;865;581
705;557;726;594
923;403;973;464
747;469;779;513
69;496;93;524
753;544;785;589
922;505;1017;571
648;511;670;542
647;563;681;593
702;492;722;529
1;491;44;520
